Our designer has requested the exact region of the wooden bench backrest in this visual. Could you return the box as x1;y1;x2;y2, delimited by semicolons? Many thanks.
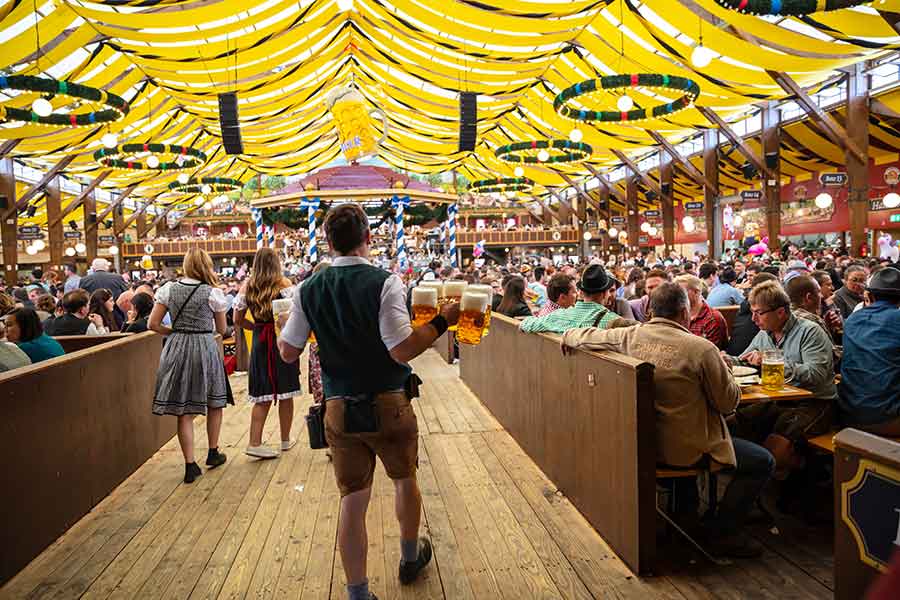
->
53;333;132;354
717;305;739;338
459;313;657;574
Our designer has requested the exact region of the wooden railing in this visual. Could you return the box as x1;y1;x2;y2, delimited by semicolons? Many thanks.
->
122;238;281;257
456;227;579;247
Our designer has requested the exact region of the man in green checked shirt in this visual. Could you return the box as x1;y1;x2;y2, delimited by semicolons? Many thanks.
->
519;264;630;334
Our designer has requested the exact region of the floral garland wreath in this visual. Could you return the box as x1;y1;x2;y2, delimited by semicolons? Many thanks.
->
494;139;592;164
94;143;207;171
0;75;129;127
468;177;535;195
554;74;700;124
713;0;868;16
167;176;243;194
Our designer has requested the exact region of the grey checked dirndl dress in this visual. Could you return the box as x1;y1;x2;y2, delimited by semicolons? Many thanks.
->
152;280;233;416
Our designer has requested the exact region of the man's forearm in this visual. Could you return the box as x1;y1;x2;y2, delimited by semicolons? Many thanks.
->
390;323;442;364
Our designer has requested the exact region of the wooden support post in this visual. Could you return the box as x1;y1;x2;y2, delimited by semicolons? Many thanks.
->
703;129;720;259
697;106;775;181
598;185;610;253
136;209;149;240
113;200;125;246
659;150;675;255
0;158;17;286
46;171;111;229
83;189;98;263
46;177;63;269
2;155;75;221
846;63;870;257
762;102;782;246
626;176;640;252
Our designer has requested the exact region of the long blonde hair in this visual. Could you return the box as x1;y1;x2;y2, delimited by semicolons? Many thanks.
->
183;246;219;286
245;248;289;321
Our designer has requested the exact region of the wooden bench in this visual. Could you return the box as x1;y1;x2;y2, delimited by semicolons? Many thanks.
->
656;463;729;565
717;305;739;338
808;430;900;454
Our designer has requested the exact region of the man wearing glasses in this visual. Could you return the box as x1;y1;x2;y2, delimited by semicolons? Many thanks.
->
833;265;867;319
728;281;836;483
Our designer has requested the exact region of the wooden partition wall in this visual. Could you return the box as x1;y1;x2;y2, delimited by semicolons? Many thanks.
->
0;332;172;583
459;313;657;574
53;332;132;354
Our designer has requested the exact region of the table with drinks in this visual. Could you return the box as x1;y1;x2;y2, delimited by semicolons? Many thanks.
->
735;348;815;405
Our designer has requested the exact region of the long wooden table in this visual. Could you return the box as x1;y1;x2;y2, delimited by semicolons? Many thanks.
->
740;383;815;404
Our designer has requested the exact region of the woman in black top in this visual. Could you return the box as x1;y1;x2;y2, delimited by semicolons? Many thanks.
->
123;292;153;333
496;275;532;318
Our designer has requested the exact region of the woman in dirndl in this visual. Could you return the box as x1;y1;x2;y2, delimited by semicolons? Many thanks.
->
150;247;232;484
233;248;300;459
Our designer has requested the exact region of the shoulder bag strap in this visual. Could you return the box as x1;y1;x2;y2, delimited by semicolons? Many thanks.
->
592;306;609;328
171;283;202;329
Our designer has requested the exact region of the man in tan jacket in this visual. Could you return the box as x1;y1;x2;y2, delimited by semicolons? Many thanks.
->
562;282;774;558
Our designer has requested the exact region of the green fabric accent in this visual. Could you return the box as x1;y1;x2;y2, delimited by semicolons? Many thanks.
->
519;300;619;334
301;264;411;397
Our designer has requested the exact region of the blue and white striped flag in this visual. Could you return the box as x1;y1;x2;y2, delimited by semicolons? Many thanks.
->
252;208;264;249
299;197;321;263
392;195;411;269
448;203;458;267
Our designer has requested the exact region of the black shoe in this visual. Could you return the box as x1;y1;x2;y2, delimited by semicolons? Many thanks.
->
398;538;432;585
184;462;202;484
206;449;227;469
706;533;764;559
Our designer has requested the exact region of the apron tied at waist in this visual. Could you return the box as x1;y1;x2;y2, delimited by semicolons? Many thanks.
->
254;321;280;403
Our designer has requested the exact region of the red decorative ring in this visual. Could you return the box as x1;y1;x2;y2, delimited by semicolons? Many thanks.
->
631;74;639;86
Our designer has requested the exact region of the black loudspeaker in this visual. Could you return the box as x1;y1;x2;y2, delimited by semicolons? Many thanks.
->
0;195;7;210
765;151;778;169
105;220;113;229
68;220;78;230
26;204;37;217
88;213;97;224
661;182;672;195
459;92;477;152
742;162;757;180
218;92;244;155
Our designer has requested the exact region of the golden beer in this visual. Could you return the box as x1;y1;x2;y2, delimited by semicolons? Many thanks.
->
468;284;494;336
457;291;490;345
272;298;292;337
442;280;468;331
411;287;439;327
761;350;785;392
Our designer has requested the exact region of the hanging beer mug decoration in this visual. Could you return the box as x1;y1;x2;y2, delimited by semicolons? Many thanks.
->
326;85;387;163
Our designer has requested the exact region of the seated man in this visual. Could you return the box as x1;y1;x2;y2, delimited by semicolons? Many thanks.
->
837;267;900;435
731;281;836;479
707;267;745;308
833;265;866;319
675;274;728;349
44;290;103;336
519;265;623;334
563;283;774;558
627;269;668;322
785;275;841;344
536;273;576;317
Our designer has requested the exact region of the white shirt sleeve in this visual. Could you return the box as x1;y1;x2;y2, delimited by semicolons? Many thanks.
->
379;274;413;351
232;293;247;311
208;287;229;313
279;282;310;350
155;282;173;307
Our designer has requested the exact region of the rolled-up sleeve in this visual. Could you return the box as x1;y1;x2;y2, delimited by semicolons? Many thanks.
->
279;283;310;350
786;326;833;391
379;275;413;351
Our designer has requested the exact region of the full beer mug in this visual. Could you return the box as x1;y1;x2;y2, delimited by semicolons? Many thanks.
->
272;298;292;336
457;291;490;346
411;287;438;327
441;281;468;331
761;349;785;392
326;86;387;163
468;284;494;336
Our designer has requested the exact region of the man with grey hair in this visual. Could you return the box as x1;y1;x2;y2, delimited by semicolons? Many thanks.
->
562;282;774;558
833;264;867;318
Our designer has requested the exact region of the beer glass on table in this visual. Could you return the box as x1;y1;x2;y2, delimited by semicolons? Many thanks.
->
272;298;292;337
761;349;785;392
468;284;493;336
441;281;468;331
411;287;439;327
457;291;490;345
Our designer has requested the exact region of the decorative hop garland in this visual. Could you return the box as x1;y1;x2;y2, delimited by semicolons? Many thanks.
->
0;75;129;127
469;177;535;195
167;176;243;194
554;74;700;124
95;143;207;171
713;0;868;16
495;140;592;164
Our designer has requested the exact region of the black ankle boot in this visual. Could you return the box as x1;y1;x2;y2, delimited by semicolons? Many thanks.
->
206;448;227;469
184;462;202;484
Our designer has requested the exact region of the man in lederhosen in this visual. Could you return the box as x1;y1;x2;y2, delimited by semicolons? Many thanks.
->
279;203;459;600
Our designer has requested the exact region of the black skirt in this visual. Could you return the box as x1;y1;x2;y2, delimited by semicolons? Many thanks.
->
248;322;302;403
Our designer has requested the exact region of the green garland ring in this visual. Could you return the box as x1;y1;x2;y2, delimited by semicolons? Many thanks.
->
713;0;868;16
0;75;129;127
94;143;207;171
495;139;592;164
469;177;534;195
554;74;700;124
168;176;244;195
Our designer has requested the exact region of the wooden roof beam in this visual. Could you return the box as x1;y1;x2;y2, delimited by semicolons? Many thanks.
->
46;170;112;229
3;155;76;220
0;139;21;158
149;204;176;231
116;200;151;235
557;171;602;214
696;106;775;180
767;70;867;164
583;163;627;204
646;130;719;196
95;183;138;225
610;149;661;196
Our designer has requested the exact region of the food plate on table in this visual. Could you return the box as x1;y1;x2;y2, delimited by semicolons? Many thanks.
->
735;374;760;386
732;366;757;377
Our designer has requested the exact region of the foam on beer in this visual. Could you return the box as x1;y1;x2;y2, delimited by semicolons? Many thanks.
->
461;291;489;312
412;286;438;305
442;280;468;299
272;298;292;314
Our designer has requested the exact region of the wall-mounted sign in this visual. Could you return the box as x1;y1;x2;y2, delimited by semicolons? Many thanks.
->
685;201;704;211
890;214;900;223
610;216;626;224
638;235;649;244
643;210;660;218
64;231;82;240
841;459;900;572
820;172;848;186
17;226;43;240
99;235;115;243
740;190;762;201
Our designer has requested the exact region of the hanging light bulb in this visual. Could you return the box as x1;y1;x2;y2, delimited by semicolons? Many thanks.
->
684;220;696;233
883;191;900;209
583;231;592;241
617;94;633;112
102;132;118;148
178;173;190;185
691;44;715;68
32;97;53;117
514;166;524;177
195;197;205;206
337;0;354;10
201;183;212;194
640;222;650;232
569;128;583;143
108;245;119;255
537;149;550;162
25;244;37;255
733;214;744;228
607;227;618;238
65;247;76;257
146;155;160;168
33;239;46;251
682;215;695;228
75;242;87;253
814;192;833;209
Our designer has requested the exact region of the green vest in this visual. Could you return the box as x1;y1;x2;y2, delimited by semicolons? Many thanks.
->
300;264;411;397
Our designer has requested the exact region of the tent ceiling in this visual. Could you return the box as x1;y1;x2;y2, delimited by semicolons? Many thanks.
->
2;0;900;212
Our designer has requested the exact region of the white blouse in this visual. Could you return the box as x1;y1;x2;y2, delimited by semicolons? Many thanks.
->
155;278;230;313
232;285;294;312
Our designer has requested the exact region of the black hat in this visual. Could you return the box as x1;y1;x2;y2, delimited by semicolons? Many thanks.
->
867;266;900;294
577;264;615;294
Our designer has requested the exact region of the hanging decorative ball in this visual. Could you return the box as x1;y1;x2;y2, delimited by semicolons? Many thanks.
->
201;184;212;194
178;173;190;185
569;128;583;143
0;75;129;127
883;192;900;209
713;0;869;17
814;192;833;209
94;142;206;172
146;155;160;168
468;177;535;195
102;132;118;148
514;166;524;177
554;74;700;124
616;95;634;112
495;139;592;164
691;44;715;68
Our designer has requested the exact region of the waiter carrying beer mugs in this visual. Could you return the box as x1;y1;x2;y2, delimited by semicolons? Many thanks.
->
278;203;459;600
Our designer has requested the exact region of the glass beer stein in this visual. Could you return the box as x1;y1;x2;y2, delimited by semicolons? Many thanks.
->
272;298;292;337
441;280;468;331
457;291;490;346
411;287;439;327
467;284;494;336
761;349;785;392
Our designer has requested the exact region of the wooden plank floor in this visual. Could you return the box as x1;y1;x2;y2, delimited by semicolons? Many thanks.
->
2;350;831;599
